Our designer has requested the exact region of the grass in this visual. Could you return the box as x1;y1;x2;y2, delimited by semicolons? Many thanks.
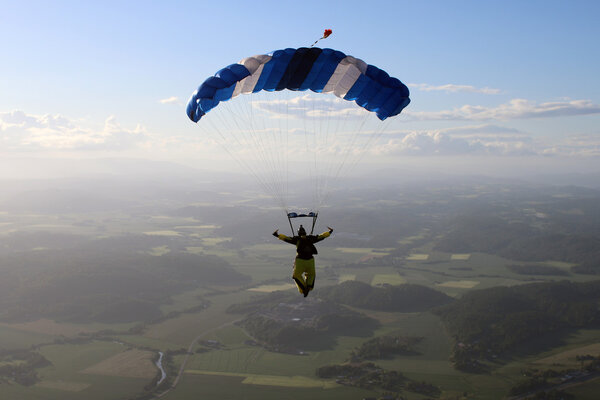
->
532;343;600;367
563;378;600;400
185;370;339;388
337;274;356;283
81;348;157;378
1;319;136;338
115;334;184;352
335;247;393;255
4;220;600;400
159;287;211;315
38;342;127;379
436;280;480;289
483;328;600;399
0;324;57;350
163;373;376;400
143;290;251;346
543;260;577;269
35;380;91;392
248;283;296;292
450;253;471;260
147;245;170;256
143;230;181;236
0;341;154;400
201;237;233;246
171;311;472;400
370;273;407;286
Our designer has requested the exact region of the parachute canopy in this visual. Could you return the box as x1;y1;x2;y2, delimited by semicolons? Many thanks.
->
186;47;410;123
185;47;410;216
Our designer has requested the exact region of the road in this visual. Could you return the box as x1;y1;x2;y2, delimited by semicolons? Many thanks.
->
507;371;600;400
153;318;242;399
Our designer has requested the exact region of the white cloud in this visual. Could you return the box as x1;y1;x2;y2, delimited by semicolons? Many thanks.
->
405;99;600;121
540;133;600;157
159;96;181;105
0;110;147;151
436;124;530;143
409;83;501;94
248;93;368;120
372;131;487;156
371;125;538;156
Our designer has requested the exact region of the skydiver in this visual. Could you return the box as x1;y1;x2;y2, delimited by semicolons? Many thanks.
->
272;224;333;297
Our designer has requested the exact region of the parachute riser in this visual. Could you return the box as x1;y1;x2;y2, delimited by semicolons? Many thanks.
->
286;211;319;236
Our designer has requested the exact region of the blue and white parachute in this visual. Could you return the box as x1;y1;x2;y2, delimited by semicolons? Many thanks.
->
187;47;410;122
186;47;410;217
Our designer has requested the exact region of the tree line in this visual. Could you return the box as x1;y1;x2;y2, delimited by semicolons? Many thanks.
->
434;280;600;371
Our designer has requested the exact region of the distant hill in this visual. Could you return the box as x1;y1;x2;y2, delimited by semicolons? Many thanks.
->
233;297;379;352
436;203;600;275
315;281;454;312
434;280;600;371
0;245;250;323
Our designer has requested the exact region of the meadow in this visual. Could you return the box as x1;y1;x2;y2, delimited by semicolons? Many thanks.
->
4;236;598;400
2;181;600;400
2;341;152;400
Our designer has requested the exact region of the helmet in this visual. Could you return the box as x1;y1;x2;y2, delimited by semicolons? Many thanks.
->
297;225;307;236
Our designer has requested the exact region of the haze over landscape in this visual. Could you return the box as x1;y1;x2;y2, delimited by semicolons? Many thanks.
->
1;1;600;400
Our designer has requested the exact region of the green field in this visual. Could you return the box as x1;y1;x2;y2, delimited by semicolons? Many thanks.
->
563;378;600;400
2;341;153;400
371;273;407;286
0;325;57;350
2;220;599;400
186;370;339;388
163;373;376;400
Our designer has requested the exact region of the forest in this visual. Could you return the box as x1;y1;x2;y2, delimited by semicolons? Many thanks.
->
435;280;600;371
2;177;600;399
0;242;249;323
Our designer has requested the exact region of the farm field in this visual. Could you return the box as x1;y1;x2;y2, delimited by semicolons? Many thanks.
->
162;373;376;400
562;378;600;400
2;180;600;400
2;341;154;400
2;235;598;400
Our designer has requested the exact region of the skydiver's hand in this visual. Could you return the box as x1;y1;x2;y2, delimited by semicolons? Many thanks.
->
272;229;279;237
327;226;334;233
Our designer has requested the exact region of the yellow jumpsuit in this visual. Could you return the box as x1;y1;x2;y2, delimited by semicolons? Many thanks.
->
276;231;331;296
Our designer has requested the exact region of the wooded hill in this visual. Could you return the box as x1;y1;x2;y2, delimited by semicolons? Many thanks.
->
349;335;423;362
435;214;600;275
230;296;379;352
0;241;249;323
315;281;454;312
434;280;600;371
227;282;453;352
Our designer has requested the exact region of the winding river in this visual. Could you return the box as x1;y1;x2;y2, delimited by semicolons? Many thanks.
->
155;351;167;386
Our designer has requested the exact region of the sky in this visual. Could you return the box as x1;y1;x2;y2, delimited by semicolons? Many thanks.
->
1;0;600;180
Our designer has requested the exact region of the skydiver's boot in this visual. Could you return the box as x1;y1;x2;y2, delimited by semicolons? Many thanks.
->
293;277;307;296
304;283;313;297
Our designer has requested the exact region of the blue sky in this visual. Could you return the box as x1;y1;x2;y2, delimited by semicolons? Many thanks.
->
1;0;599;178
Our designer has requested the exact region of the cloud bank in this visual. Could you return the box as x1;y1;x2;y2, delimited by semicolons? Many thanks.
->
0;110;146;151
409;83;501;94
405;99;600;121
2;108;598;159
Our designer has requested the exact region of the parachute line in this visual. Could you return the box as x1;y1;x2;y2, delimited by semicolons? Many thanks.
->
187;47;409;214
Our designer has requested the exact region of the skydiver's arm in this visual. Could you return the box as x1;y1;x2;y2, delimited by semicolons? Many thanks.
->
273;229;295;244
314;227;333;243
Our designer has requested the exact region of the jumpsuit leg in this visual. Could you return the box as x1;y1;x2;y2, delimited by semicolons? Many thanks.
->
292;258;314;294
292;258;315;296
305;259;316;293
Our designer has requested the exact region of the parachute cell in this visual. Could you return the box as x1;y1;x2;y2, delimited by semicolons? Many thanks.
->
186;46;410;217
186;47;410;123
